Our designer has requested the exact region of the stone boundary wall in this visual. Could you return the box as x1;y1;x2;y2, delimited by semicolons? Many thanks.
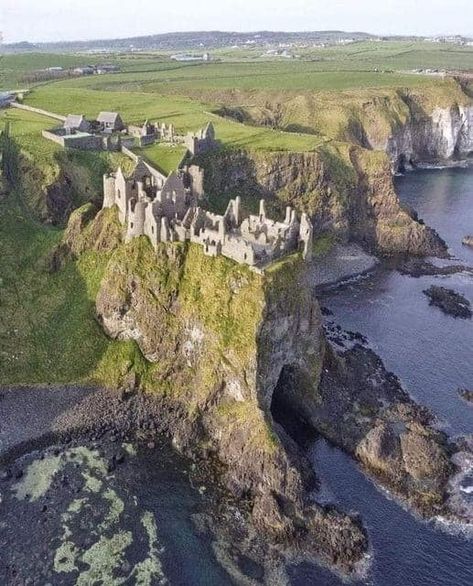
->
138;135;156;147
42;130;103;151
11;102;66;122
41;130;66;146
121;146;140;163
64;135;103;151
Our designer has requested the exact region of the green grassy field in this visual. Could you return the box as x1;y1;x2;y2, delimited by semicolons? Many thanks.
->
217;40;473;70
20;85;328;152
2;40;472;92
133;143;188;175
0;52;181;90
49;60;440;94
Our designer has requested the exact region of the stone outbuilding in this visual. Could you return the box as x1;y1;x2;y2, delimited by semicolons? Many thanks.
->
97;112;126;133
64;114;91;133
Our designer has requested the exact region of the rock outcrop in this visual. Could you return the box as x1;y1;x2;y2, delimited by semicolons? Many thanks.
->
196;144;447;257
87;219;367;572
423;285;472;319
273;341;456;517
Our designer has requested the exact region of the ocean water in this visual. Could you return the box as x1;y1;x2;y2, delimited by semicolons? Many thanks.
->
294;165;473;585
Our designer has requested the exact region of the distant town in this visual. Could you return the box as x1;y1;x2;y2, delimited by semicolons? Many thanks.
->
1;30;472;55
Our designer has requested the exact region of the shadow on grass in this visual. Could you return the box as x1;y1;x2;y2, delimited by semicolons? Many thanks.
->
0;184;145;387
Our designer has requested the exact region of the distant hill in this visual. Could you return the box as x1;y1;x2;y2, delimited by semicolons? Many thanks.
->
1;41;39;53
2;30;384;54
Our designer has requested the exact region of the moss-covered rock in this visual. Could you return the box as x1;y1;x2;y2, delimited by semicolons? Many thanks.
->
79;218;367;570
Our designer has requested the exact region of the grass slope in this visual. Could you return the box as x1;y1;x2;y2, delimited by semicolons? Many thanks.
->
0;184;146;385
22;85;327;152
0;108;134;220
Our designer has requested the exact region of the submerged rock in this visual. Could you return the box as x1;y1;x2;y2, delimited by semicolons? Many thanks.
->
458;389;473;404
423;286;472;319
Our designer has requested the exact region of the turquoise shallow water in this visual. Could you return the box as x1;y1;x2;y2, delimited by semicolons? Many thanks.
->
294;166;473;585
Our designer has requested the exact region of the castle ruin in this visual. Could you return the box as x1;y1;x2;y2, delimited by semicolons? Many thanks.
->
103;159;313;270
26;98;314;269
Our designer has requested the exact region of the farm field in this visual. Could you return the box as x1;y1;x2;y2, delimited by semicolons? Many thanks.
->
46;61;441;94
214;40;473;70
0;53;178;89
2;40;473;92
19;85;329;152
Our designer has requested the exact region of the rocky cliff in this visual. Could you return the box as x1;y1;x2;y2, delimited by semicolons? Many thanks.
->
59;207;367;571
196;143;447;257
211;80;473;172
386;102;473;170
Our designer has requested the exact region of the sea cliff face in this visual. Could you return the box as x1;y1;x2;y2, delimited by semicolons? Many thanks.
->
60;212;366;571
384;103;473;170
197;145;447;257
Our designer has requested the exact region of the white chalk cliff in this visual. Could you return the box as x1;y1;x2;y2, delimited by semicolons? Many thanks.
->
385;104;473;170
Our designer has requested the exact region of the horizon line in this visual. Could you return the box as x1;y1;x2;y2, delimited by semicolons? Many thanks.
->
3;28;473;47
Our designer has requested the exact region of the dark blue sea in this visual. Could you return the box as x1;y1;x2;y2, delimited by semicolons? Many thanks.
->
295;165;473;586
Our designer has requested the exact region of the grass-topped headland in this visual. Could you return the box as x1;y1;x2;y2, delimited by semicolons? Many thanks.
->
0;107;133;223
0;43;467;389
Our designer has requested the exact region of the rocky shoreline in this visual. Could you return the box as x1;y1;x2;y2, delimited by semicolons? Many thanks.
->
2;318;472;583
0;384;368;583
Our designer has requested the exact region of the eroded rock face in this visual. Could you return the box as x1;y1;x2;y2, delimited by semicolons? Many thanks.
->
347;148;447;257
386;104;473;171
197;145;447;258
91;229;367;571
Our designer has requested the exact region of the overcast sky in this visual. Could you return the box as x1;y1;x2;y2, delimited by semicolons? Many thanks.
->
1;0;472;44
